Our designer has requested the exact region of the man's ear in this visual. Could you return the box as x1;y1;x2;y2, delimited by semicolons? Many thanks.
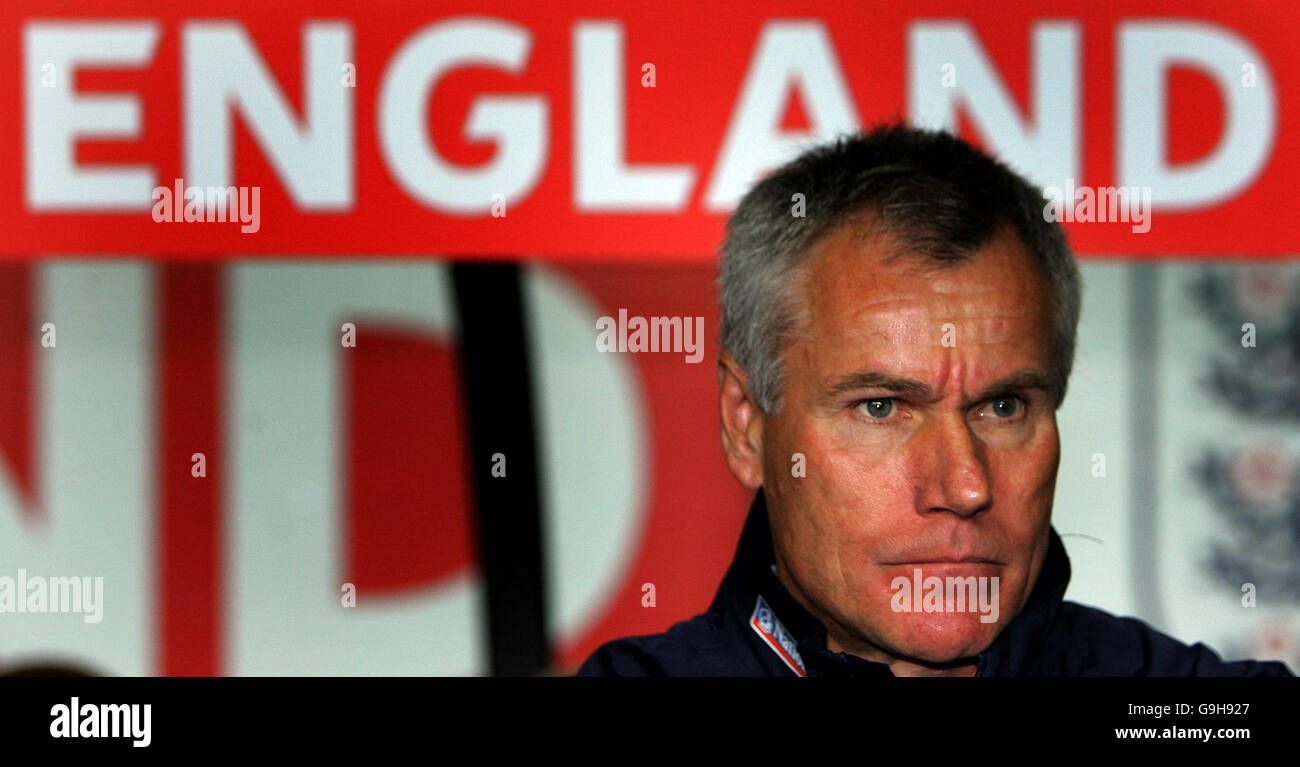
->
718;350;766;489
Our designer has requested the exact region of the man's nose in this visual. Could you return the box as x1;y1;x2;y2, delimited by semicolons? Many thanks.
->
914;413;992;518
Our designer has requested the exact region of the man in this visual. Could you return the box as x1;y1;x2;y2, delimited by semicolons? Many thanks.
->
577;124;1293;677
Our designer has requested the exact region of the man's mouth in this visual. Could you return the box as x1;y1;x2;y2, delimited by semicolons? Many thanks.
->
882;556;1002;565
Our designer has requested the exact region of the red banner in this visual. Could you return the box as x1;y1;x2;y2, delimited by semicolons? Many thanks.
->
2;0;1298;260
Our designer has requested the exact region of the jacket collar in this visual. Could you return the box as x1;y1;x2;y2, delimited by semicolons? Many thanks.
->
713;492;1072;676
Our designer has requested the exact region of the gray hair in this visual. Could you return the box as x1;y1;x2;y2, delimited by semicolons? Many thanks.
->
718;125;1082;413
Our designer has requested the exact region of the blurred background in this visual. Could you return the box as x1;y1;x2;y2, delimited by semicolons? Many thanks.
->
0;1;1297;675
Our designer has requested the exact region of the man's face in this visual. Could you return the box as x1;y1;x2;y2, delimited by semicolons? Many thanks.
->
733;223;1060;670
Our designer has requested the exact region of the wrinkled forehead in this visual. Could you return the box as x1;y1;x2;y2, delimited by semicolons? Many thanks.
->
788;223;1055;373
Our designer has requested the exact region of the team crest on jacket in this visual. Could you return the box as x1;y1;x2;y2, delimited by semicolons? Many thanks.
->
750;596;807;677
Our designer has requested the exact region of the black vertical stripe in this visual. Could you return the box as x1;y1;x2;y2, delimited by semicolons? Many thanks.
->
451;262;550;676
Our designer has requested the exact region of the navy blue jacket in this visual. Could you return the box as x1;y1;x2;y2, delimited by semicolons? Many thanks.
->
577;494;1294;677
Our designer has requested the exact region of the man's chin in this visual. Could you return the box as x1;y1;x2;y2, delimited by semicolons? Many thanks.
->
879;613;1003;665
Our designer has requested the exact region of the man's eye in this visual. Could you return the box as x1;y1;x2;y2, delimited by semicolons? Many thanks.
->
982;396;1021;419
856;398;894;419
